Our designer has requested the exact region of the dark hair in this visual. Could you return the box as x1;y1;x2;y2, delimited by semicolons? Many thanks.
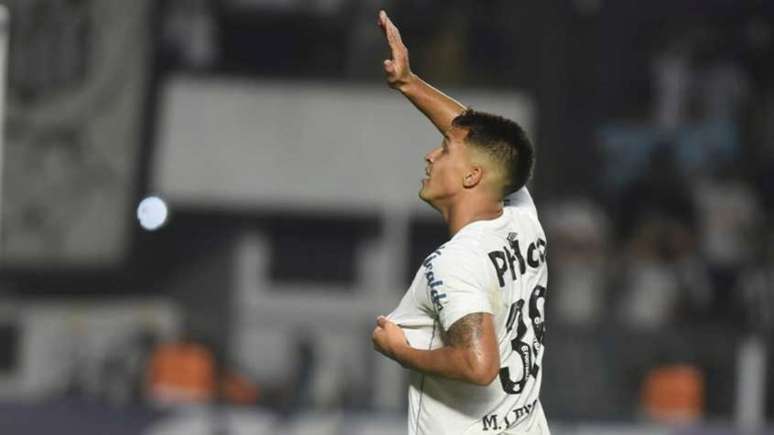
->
452;109;534;195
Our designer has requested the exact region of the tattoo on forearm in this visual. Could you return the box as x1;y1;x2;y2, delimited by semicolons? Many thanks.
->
443;313;484;350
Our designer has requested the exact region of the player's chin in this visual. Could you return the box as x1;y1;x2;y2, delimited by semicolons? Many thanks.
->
418;183;431;201
418;186;440;209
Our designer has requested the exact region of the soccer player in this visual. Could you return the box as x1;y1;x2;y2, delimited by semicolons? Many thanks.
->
371;11;550;435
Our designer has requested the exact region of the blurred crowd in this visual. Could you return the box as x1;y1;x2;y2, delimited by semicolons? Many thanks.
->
551;21;774;333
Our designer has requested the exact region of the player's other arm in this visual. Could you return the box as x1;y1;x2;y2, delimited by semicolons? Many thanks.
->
372;313;500;386
378;10;466;135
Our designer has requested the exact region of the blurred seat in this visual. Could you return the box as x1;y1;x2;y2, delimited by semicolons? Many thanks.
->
146;342;216;405
640;364;704;423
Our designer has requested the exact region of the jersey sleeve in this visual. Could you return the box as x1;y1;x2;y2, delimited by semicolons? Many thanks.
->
428;245;494;331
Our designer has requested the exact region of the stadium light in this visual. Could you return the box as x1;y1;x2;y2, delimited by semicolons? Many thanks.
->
137;196;169;231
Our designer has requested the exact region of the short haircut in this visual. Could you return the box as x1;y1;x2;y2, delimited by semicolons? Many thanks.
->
452;109;535;196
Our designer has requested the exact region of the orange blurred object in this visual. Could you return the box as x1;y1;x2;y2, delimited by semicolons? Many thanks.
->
640;364;705;423
221;371;260;405
146;342;216;404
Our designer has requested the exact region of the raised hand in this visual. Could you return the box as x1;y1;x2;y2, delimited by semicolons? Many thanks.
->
377;10;414;90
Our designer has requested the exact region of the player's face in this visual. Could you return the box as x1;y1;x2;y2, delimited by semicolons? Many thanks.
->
419;127;472;206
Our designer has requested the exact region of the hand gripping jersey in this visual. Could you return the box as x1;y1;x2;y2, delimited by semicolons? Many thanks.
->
388;188;550;435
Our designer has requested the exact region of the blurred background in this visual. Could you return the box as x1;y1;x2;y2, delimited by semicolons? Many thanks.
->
0;0;771;434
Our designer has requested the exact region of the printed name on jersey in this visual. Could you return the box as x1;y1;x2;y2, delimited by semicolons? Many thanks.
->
481;399;539;432
422;247;447;312
488;232;547;287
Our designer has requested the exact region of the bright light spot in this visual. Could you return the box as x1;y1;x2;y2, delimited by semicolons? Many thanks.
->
137;196;169;231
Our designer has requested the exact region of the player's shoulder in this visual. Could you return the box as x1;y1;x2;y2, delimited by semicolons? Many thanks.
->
444;227;485;254
504;187;539;219
427;236;487;275
504;191;547;240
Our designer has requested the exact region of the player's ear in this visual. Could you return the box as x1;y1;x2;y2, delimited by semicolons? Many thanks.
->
463;165;483;188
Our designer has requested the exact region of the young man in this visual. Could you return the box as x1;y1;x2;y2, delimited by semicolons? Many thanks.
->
371;11;551;435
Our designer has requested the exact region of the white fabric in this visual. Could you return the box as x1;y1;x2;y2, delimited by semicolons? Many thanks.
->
388;188;550;434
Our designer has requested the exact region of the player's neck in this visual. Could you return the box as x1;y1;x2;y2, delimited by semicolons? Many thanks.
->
441;195;504;236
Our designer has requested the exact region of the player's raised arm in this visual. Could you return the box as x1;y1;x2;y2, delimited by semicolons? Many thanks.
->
378;10;467;135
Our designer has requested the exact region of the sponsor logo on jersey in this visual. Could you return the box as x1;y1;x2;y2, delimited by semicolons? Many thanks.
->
423;248;447;311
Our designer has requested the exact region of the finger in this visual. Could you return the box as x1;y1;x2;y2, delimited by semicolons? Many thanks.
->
384;59;394;74
383;13;404;47
379;13;404;58
377;10;388;33
377;315;387;327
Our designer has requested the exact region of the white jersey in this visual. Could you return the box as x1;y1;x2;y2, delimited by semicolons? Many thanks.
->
388;188;550;435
